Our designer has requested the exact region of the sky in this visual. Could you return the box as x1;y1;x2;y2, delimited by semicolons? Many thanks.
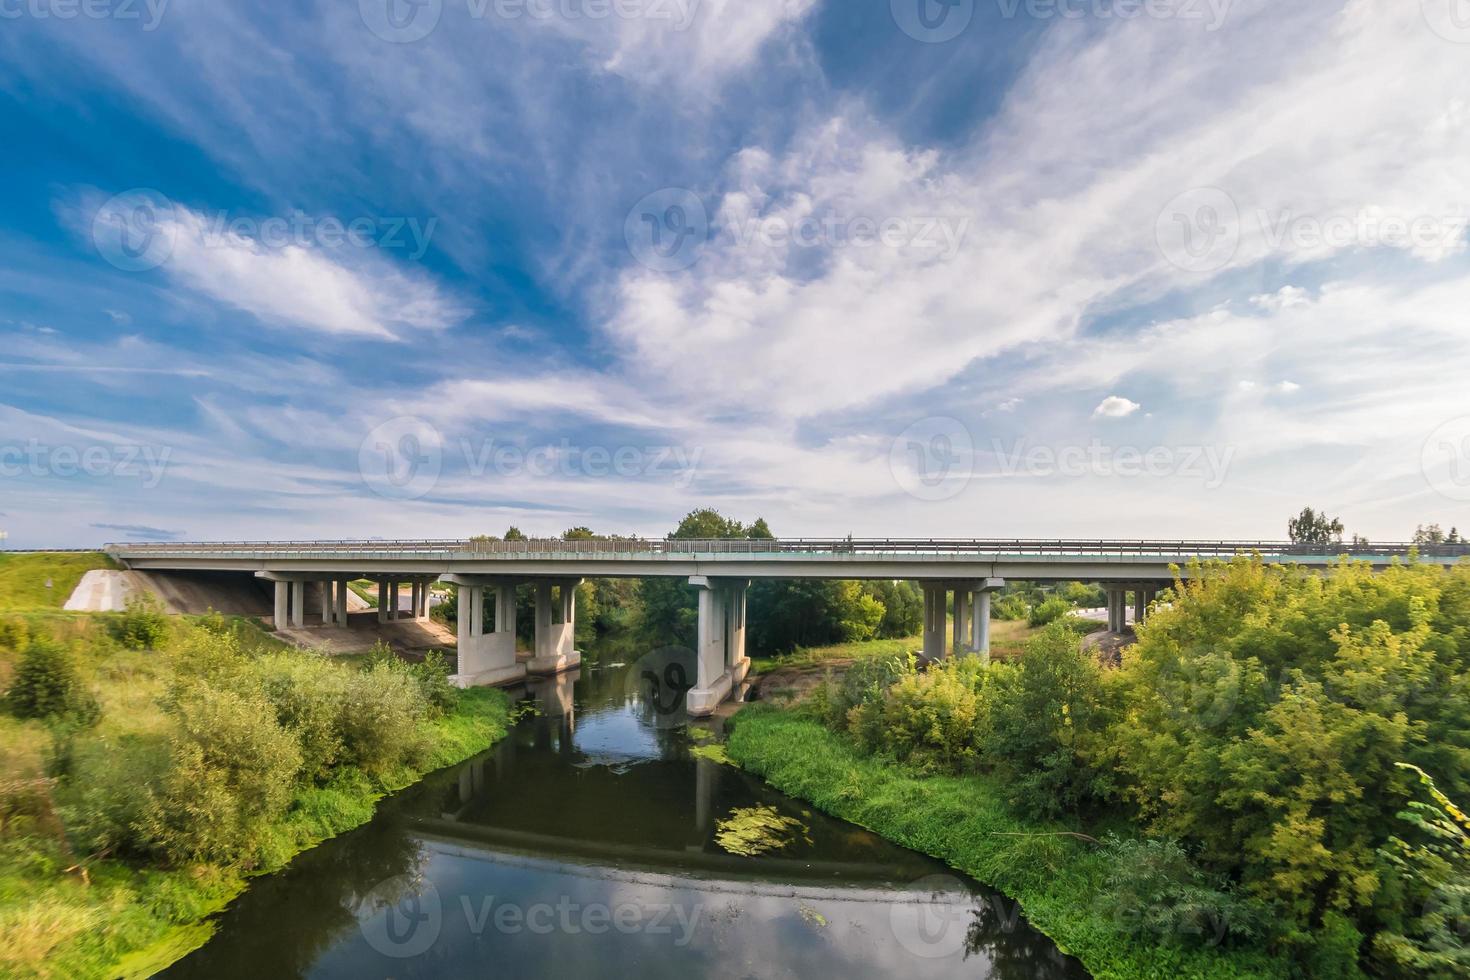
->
2;0;1469;548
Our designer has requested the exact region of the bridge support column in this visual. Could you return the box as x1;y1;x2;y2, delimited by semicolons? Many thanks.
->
952;586;968;656
334;579;349;625
290;581;305;629
319;581;332;624
725;580;750;688
273;580;288;629
922;582;947;661
966;578;1005;663
687;576;734;717
1133;588;1147;628
377;581;390;624
1106;586;1128;633
446;577;525;688
529;579;582;676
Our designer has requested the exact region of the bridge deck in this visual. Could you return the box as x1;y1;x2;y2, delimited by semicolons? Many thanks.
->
104;538;1468;582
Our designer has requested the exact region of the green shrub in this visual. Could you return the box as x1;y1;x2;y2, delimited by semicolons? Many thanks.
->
1028;596;1074;628
0;617;31;654
818;650;914;732
58;733;170;857
1098;835;1268;949
336;662;427;777
138;683;302;865
114;594;170;651
991;593;1030;621
868;657;991;772
988;622;1109;818
254;654;346;784
413;651;459;719
4;638;99;725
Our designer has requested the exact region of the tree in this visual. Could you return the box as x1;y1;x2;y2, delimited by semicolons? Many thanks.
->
504;526;527;542
562;527;597;540
669;509;751;540
1287;507;1345;545
1414;524;1447;546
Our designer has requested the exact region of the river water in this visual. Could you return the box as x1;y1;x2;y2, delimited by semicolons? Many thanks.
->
161;648;1088;979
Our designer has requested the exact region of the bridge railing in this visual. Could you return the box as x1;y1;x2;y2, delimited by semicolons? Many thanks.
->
102;538;1470;560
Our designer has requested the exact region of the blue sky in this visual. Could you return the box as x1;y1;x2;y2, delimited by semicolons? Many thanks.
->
2;0;1469;547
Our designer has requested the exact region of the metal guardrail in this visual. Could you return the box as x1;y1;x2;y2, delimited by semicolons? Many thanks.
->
102;538;1470;560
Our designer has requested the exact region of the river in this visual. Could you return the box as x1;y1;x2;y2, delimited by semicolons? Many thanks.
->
161;647;1088;979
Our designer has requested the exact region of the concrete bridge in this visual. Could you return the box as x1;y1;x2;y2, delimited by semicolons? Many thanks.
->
109;537;1468;716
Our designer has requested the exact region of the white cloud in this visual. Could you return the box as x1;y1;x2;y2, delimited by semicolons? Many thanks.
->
1092;396;1142;419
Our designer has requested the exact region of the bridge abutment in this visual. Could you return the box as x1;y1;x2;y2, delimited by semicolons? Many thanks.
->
445;576;525;688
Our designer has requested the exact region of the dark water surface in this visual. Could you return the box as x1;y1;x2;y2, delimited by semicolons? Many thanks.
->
161;648;1088;979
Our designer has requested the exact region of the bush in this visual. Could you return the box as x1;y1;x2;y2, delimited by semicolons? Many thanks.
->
0;618;31;654
816;650;914;733
137;683;302;865
991;593;1030;621
336;662;427;777
254;654;346;784
4;638;99;725
1028;596;1074;628
988;622;1109;818
58;733;170;857
114;594;170;651
868;657;994;773
1098;835;1268;949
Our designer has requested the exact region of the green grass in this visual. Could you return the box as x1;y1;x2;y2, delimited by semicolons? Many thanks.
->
347;580;378;608
726;706;1288;980
0;611;512;979
0;553;115;612
751;635;920;675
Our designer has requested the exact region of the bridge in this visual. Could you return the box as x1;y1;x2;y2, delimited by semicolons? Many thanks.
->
109;537;1468;715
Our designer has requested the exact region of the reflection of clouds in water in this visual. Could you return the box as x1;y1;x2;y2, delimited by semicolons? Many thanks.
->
418;844;1004;979
568;706;663;766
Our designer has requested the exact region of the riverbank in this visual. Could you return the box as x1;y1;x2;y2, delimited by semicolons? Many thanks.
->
0;605;513;979
725;705;1287;980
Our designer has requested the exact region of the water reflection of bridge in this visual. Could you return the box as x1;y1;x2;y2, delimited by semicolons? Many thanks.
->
408;670;938;888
